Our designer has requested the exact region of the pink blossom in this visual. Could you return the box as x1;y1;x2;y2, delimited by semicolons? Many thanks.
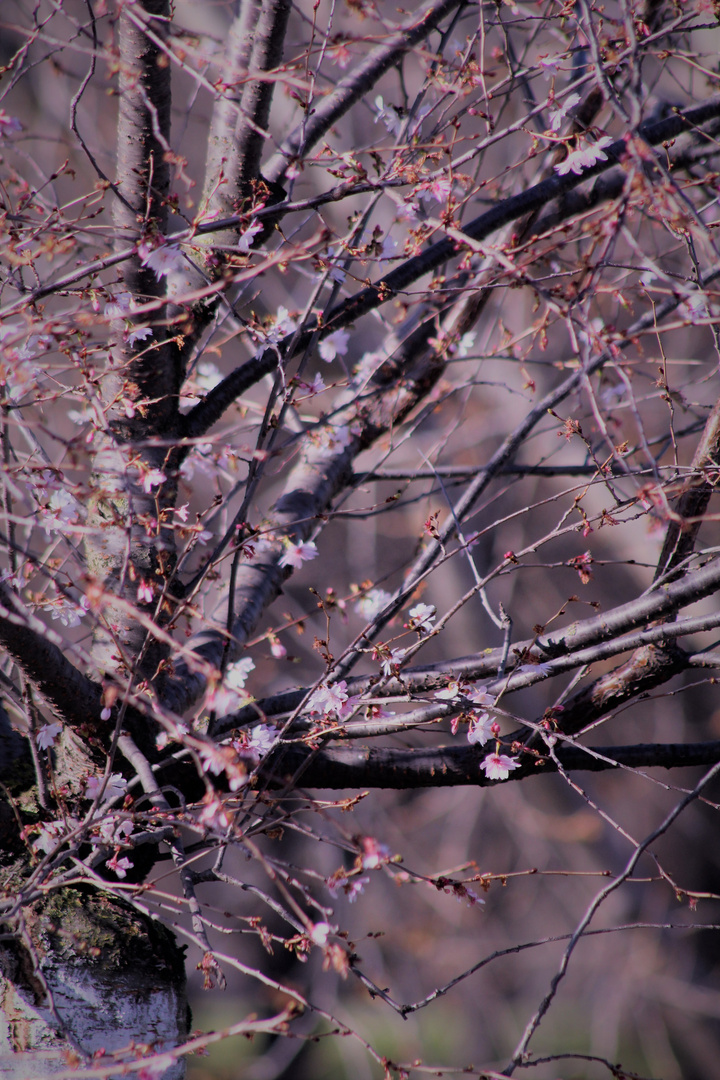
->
547;92;580;131
347;876;369;902
246;724;277;757
380;647;406;676
85;773;127;802
269;634;287;659
310;921;334;946
138;242;183;280
428;176;452;203
374;96;404;137
435;680;462;701
319;329;350;363
307;680;349;717
316;424;354;454
408;602;436;633
197;796;231;833
32;821;67;854
554;137;613;176
467;712;493;746
0;110;22;136
126;325;153;347
279;539;318;568
361;836;391;869
334;43;352;69
355;588;392;620
238;219;263;253
306;373;326;395
225;657;255;689
36;722;62;750
141;468;166;494
480;752;520;780
106;853;134;879
468;686;495;707
137;580;154;603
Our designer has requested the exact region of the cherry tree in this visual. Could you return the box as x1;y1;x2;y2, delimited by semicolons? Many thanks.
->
2;0;720;1077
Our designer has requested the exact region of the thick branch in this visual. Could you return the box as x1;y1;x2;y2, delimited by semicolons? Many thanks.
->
0;582;102;730
263;740;720;789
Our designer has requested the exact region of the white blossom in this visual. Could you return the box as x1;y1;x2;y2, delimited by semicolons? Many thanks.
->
279;539;318;568
554;137;613;176
36;722;62;750
467;713;494;746
319;329;350;363
247;724;277;757
0;110;23;136
32;820;67;854
355;588;392;620
480;752;520;780
310;921;334;946
408;602;436;633
374;96;404;137
138;242;183;280
237;219;263;253
85;773;127;803
225;657;255;690
547;92;580;131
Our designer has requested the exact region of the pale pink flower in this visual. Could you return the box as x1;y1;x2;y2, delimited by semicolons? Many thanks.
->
246;724;277;757
428;176;452;203
137;580;154;603
225;657;255;690
279;539;318;568
547;92;580;131
380;648;406;676
316;424;354;453
355;588;392;620
435;680;462;701
480;752;520;780
106;853;134;879
396;201;420;222
104;292;133;320
361;836;391;869
306;373;326;395
269;635;287;659
126;325;153;347
408;602;436;633
468;686;495;707
334;43;352;69
347;876;369;902
374;95;404;137
197;797;231;833
85;773;127;802
467;712;494;746
319;329;350;363
457;331;476;357
310;922;334;946
141;468;166;494
307;680;349;717
554;137;613;176
0;110;22;136
237;219;263;253
36;722;62;750
138;242;182;280
32;821;67;854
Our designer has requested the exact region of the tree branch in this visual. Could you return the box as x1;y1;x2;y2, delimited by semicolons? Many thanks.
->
263;739;720;789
